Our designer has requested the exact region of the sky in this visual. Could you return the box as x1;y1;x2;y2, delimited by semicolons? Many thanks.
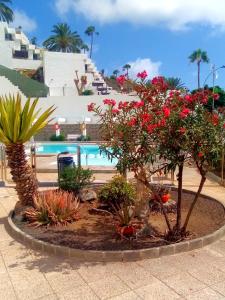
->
10;0;225;89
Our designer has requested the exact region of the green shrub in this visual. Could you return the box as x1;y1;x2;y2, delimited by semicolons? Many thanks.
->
82;89;94;96
76;134;91;141
99;176;135;209
50;133;65;141
59;166;93;195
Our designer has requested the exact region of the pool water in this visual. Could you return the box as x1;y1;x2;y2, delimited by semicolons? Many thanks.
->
35;143;117;167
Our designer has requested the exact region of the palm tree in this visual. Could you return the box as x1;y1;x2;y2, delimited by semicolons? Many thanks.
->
189;49;209;89
0;94;54;206
0;0;13;23
123;64;131;78
85;26;99;59
80;43;89;54
43;23;83;53
165;77;185;90
113;69;120;77
30;37;37;46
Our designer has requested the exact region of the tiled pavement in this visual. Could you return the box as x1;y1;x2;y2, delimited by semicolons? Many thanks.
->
0;168;225;299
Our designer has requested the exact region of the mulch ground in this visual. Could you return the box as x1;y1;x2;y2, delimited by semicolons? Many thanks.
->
15;190;225;251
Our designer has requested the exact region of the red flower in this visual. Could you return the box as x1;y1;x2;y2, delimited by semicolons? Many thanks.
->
87;102;95;112
112;109;119;114
137;70;148;80
179;127;186;134
198;152;204;158
184;95;193;103
163;107;171;118
180;108;191;118
212;113;219;126
127;117;137;126
118;101;128;109
103;99;116;106
212;93;220;101
223;123;225;128
134;101;144;108
116;75;126;86
147;124;157;133
162;194;170;203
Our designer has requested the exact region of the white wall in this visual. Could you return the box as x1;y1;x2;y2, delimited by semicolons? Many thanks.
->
29;94;138;124
43;52;98;96
43;52;86;86
12;58;42;70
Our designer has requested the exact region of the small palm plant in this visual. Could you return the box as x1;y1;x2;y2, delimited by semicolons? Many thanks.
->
0;94;55;206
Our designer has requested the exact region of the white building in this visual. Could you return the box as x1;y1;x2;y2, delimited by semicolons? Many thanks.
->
0;22;112;97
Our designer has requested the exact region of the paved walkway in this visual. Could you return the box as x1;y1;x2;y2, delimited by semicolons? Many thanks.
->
0;168;225;299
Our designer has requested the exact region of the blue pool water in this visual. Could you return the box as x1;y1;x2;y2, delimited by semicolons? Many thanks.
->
35;143;117;167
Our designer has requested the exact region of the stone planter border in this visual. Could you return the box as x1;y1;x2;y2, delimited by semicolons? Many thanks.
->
7;188;225;262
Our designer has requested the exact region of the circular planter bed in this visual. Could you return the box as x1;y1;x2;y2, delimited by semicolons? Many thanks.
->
8;188;225;262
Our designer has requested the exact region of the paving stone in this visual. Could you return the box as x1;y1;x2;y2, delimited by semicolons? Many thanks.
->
115;265;157;289
135;280;181;300
187;265;225;285
161;272;207;296
77;263;113;283
57;285;99;300
138;258;180;279
9;269;53;300
110;291;141;299
89;275;130;299
185;287;225;300
211;281;225;296
45;270;86;293
0;286;17;300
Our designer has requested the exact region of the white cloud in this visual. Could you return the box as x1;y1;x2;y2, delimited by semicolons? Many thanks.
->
12;10;37;33
54;0;225;31
124;58;161;79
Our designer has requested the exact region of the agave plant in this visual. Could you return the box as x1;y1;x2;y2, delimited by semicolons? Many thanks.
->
0;94;55;206
25;190;80;227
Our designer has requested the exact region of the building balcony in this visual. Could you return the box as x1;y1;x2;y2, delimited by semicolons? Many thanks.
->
13;50;28;59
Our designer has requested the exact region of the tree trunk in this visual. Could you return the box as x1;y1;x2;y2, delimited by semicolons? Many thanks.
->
5;143;38;206
90;34;93;59
175;163;184;231
197;61;201;89
182;174;206;233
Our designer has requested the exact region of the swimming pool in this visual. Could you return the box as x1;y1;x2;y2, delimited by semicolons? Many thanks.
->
35;143;117;167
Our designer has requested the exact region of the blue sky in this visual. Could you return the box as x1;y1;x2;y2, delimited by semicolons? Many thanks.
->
11;0;225;89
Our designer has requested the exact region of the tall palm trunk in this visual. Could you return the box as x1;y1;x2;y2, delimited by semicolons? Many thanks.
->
5;143;37;206
90;34;93;58
197;61;201;89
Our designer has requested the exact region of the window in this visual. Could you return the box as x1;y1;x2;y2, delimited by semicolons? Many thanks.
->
5;33;13;41
21;45;27;51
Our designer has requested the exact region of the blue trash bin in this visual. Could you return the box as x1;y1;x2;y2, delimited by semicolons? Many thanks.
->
57;153;75;183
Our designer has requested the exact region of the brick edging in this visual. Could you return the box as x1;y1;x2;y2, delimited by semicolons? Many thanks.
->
7;191;225;262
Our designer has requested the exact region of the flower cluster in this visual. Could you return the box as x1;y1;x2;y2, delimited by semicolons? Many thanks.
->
116;75;126;86
103;99;116;106
137;70;148;80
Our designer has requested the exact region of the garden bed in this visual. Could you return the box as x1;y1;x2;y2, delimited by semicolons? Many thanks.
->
13;189;225;251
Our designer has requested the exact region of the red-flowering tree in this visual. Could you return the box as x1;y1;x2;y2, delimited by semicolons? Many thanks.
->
88;75;225;240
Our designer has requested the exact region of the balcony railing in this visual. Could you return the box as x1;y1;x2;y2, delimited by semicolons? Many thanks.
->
13;50;28;59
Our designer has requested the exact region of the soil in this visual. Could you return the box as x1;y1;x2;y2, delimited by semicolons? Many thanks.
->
14;190;225;251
